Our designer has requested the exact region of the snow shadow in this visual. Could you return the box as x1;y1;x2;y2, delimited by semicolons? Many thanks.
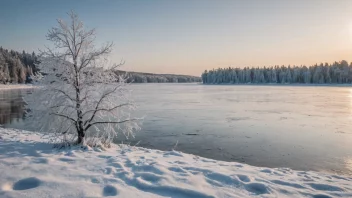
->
0;139;54;159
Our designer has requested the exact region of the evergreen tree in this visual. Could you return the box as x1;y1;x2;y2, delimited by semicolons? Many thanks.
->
202;61;352;85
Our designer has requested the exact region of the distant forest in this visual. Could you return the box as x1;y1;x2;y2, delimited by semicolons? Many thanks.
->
0;47;200;84
202;60;352;84
0;47;38;84
115;71;201;83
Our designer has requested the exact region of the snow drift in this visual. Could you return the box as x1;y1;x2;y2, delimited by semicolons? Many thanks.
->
0;128;351;198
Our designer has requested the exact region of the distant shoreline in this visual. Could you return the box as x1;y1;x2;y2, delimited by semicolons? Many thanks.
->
201;83;352;87
0;84;34;90
3;83;352;90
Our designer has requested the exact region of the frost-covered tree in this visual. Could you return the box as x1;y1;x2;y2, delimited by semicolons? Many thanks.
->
25;12;140;146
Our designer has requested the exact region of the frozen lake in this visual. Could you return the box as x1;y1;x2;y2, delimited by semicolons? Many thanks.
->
1;84;352;175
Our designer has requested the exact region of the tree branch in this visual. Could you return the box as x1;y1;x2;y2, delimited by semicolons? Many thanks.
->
79;42;113;71
85;119;138;131
84;85;121;125
82;103;132;118
53;88;75;101
50;112;77;123
50;104;76;109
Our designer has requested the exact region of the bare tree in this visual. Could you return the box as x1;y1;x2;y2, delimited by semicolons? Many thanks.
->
25;11;140;146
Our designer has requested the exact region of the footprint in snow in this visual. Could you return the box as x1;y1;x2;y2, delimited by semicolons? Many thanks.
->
260;169;272;174
311;194;333;198
168;167;187;173
91;178;100;184
109;162;123;169
244;182;270;195
12;177;41;191
103;185;119;196
58;157;75;163
270;180;305;189
97;155;111;159
307;183;344;192
237;174;251;182
104;167;116;175
31;157;49;164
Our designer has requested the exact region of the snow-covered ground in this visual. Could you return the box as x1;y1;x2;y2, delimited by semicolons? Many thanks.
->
0;128;351;198
0;84;34;90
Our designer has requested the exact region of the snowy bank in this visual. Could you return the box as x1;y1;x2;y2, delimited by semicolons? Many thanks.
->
0;128;351;198
0;84;34;90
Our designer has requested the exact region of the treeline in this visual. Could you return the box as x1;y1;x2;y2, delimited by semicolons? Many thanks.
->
115;71;201;83
0;47;38;84
202;60;352;84
0;47;200;84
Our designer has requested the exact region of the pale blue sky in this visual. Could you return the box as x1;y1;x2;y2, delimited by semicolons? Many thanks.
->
1;0;352;75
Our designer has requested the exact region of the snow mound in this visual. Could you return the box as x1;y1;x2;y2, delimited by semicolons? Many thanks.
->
0;128;352;198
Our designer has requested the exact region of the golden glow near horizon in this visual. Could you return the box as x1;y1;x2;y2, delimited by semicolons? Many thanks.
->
115;17;352;76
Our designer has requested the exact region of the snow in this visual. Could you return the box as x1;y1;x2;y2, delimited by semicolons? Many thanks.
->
0;84;34;90
1;128;352;198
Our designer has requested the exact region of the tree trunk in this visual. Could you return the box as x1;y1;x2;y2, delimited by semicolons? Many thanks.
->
77;127;85;144
74;62;85;144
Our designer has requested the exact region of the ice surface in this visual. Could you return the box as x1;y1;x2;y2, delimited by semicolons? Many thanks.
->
3;84;352;175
